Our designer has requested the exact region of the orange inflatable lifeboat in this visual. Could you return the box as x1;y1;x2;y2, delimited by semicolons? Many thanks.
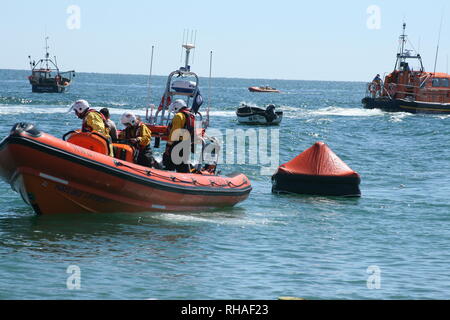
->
272;142;360;196
0;123;252;214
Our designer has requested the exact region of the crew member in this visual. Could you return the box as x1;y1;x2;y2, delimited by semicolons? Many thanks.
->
100;107;118;142
69;99;113;156
371;74;382;97
119;112;160;168
163;99;195;173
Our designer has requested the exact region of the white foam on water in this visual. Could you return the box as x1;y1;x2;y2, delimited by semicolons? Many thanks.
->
0;104;70;115
435;114;450;120
389;112;411;122
0;104;154;118
308;106;385;117
151;212;273;227
208;110;236;117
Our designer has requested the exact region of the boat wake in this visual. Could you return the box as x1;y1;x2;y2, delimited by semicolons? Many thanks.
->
0;104;150;117
151;212;274;227
0;104;70;115
388;112;412;122
308;106;384;117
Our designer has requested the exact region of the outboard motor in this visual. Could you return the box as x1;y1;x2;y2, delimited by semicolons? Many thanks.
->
10;123;41;137
264;105;277;123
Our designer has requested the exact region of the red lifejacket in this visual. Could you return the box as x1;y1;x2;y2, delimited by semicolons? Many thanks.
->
180;109;195;137
158;95;171;111
82;109;109;133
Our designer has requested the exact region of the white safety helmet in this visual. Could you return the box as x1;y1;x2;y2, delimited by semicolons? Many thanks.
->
121;112;137;127
168;99;187;114
69;99;90;116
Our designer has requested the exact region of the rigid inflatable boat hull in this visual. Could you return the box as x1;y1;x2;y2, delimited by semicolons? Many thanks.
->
0;126;252;214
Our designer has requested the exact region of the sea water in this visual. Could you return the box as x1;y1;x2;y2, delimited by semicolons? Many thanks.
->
0;69;449;299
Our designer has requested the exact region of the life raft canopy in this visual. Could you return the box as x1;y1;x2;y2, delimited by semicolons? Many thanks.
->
272;142;361;196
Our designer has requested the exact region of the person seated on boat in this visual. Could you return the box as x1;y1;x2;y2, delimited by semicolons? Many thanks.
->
119;112;161;169
163;99;195;173
100;107;118;142
69;99;114;156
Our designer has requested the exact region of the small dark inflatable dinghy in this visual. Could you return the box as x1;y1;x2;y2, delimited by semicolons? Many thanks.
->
272;142;361;196
236;104;283;125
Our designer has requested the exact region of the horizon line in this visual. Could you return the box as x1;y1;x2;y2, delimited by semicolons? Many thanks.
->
0;68;368;84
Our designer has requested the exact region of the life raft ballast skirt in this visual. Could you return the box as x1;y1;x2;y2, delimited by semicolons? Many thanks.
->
272;172;361;196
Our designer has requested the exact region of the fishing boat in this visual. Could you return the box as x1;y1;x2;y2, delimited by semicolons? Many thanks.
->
362;23;450;113
236;103;283;125
28;37;75;93
248;86;280;93
0;44;252;215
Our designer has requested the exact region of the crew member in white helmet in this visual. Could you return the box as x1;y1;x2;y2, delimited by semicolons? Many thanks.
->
119;112;160;168
69;99;113;156
163;99;195;172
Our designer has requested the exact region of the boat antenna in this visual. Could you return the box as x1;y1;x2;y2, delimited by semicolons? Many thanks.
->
192;30;197;65
180;29;186;64
433;11;444;74
400;23;406;57
447;54;449;74
54;55;59;73
418;36;421;55
394;23;407;71
146;45;155;123
206;50;213;129
45;36;50;70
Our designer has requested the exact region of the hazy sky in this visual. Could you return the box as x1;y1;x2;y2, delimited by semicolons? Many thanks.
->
1;0;449;81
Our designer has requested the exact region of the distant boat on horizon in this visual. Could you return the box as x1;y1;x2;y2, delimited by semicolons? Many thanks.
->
248;85;280;93
28;37;75;93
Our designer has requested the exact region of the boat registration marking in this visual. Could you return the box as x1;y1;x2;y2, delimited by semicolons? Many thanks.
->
39;173;69;185
151;204;166;209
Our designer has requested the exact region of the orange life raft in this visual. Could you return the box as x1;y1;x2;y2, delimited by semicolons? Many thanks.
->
0;123;252;214
272;142;361;196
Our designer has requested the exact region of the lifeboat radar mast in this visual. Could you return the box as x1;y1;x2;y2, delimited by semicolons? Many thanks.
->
394;23;424;72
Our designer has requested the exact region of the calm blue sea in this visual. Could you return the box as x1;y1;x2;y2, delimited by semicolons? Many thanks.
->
1;69;449;299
